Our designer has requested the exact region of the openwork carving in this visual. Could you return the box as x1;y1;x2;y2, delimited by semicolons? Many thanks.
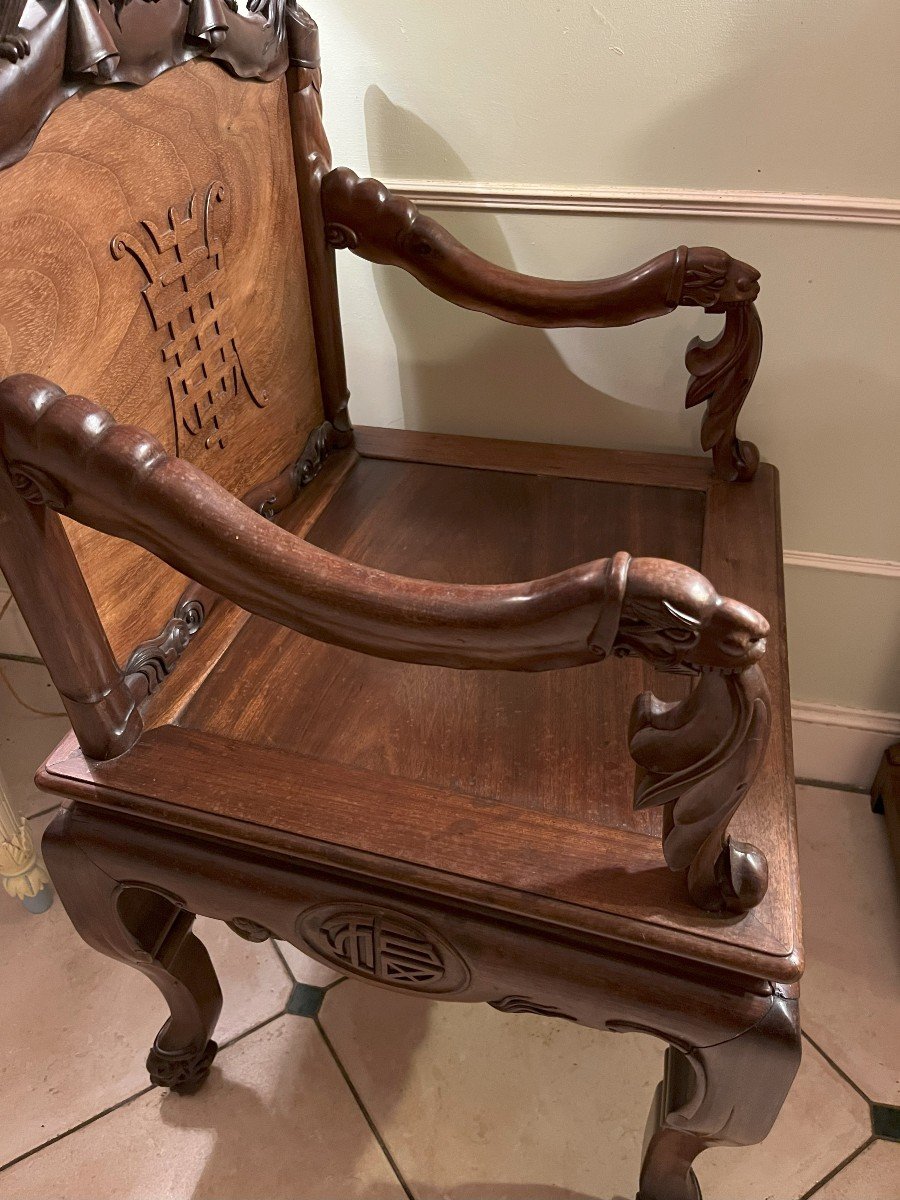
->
630;665;771;915
146;1038;218;1092
298;904;470;994
123;593;206;698
112;181;267;461
490;997;577;1022
686;303;764;483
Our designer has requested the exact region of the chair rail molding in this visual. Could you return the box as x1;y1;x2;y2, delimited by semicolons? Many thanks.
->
390;181;900;227
782;551;900;579
792;702;900;791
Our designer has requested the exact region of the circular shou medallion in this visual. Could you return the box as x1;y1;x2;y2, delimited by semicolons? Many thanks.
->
297;904;470;995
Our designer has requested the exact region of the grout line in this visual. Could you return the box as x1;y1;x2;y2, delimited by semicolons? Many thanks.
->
795;777;871;796
0;1084;156;1176
0;1011;285;1177
798;1136;875;1199
271;939;298;985
0;652;44;666
315;1017;416;1200
802;1031;872;1105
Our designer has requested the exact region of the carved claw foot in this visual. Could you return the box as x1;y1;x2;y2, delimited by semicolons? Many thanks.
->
0;32;29;63
147;1039;218;1094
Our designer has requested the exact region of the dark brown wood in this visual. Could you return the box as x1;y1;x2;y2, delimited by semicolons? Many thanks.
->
0;11;803;1196
321;168;763;482
0;377;768;677
872;744;900;883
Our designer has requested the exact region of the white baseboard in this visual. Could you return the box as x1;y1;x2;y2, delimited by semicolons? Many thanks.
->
792;702;900;791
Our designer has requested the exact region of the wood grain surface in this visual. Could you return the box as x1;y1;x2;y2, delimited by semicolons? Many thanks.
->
0;58;323;662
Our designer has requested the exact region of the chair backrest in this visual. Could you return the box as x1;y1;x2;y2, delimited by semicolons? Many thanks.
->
0;0;347;665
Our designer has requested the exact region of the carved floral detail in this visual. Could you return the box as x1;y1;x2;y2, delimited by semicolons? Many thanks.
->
630;664;771;914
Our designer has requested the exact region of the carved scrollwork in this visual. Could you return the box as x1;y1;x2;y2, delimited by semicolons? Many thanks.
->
226;917;274;943
146;1038;218;1092
297;904;470;994
123;593;206;698
686;303;764;483
630;664;771;915
489;997;577;1022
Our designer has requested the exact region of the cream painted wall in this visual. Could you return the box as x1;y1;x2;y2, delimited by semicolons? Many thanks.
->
312;0;900;716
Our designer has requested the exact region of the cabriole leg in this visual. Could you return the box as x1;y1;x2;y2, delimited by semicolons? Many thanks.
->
42;806;222;1093
638;990;800;1200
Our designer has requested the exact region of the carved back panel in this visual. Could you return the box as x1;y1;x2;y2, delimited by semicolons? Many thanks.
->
0;7;329;663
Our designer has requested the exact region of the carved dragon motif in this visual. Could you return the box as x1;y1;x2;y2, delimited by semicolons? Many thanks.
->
321;170;763;482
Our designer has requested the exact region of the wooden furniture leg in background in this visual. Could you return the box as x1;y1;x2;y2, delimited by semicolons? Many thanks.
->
0;767;51;913
871;743;900;884
42;807;222;1092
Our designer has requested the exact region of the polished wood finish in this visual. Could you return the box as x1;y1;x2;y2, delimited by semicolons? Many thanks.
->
0;6;802;1197
0;55;324;663
321;168;763;482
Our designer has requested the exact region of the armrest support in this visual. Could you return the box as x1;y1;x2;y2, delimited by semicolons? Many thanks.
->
321;169;764;481
0;375;766;676
0;375;773;914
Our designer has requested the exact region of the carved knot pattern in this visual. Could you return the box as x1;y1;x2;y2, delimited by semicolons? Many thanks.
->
298;904;470;994
112;181;267;462
489;997;577;1022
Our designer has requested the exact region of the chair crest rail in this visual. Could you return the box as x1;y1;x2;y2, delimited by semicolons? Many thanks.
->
0;374;772;913
321;168;764;483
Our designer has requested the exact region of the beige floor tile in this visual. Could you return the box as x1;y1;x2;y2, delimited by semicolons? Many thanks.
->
698;1039;871;1200
277;939;345;987
321;982;872;1200
810;1139;900;1199
0;1017;407;1200
321;979;663;1200
1;832;292;1167
797;785;900;1104
0;660;70;819
0;590;40;659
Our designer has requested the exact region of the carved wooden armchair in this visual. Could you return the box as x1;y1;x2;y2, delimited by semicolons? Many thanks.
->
0;4;801;1198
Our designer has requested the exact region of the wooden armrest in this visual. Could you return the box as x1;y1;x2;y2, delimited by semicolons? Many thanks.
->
0;376;775;915
321;169;764;483
0;375;767;677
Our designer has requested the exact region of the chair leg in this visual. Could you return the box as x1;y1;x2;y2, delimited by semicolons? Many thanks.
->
42;807;223;1094
638;991;801;1200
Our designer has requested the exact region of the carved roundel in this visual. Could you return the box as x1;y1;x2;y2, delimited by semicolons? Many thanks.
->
297;904;470;995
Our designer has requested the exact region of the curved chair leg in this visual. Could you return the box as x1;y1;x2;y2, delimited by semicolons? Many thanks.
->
42;807;223;1093
638;991;801;1200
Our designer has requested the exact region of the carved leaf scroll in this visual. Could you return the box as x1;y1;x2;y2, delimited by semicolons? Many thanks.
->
686;303;764;483
630;665;771;915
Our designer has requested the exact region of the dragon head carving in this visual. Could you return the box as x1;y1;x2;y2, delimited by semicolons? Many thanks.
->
615;558;769;672
681;248;761;312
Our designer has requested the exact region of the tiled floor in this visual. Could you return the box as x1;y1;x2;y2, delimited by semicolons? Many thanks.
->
1;655;898;1199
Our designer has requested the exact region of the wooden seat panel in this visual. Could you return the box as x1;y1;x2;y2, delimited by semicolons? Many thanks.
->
39;429;800;980
180;454;703;833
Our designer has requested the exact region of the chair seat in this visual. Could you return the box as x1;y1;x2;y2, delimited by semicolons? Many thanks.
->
40;427;801;985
